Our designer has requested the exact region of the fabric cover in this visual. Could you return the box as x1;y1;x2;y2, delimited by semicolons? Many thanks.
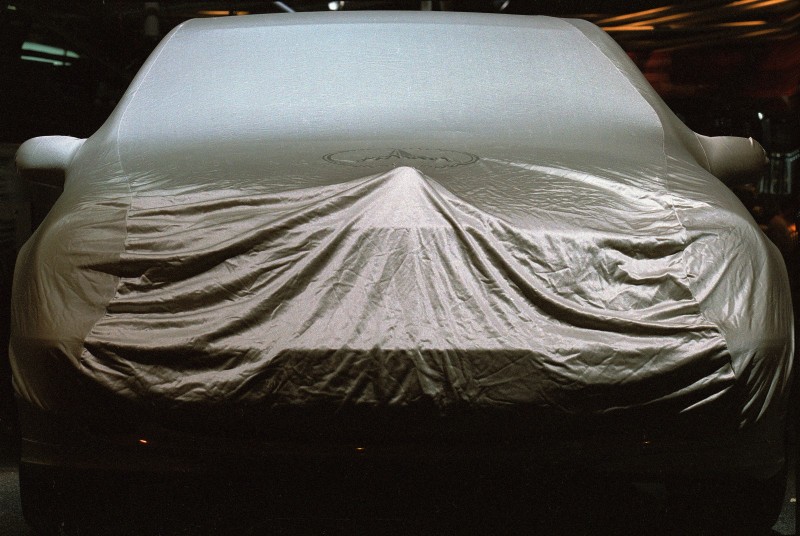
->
10;13;793;443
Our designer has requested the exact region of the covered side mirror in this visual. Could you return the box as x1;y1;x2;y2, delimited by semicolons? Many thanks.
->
695;134;768;186
16;136;85;229
15;136;85;189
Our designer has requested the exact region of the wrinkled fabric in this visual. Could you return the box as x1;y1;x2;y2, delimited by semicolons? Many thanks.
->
10;13;793;441
83;166;733;415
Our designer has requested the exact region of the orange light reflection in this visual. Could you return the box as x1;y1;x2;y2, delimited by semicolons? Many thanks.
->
744;0;790;7
631;12;693;26
198;10;250;16
741;27;783;37
603;25;656;31
726;0;764;7
716;20;768;26
597;6;672;25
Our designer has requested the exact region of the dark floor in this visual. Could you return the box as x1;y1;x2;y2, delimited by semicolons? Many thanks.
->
0;429;795;536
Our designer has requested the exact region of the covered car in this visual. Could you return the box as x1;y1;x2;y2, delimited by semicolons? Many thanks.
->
11;10;793;533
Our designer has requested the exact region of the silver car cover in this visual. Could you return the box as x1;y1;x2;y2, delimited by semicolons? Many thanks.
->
10;13;793;441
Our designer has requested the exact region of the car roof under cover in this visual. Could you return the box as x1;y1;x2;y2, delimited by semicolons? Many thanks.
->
106;12;669;184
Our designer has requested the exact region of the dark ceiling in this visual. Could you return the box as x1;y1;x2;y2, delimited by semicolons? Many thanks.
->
1;0;799;144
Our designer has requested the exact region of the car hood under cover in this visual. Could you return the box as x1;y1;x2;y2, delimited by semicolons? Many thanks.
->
10;13;793;436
